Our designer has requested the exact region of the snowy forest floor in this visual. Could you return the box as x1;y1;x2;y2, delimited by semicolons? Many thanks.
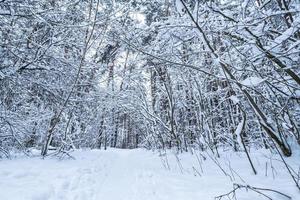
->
0;148;299;200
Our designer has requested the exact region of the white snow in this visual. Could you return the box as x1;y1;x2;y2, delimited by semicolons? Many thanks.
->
241;76;265;87
0;148;299;200
175;0;185;15
229;95;240;104
235;121;244;147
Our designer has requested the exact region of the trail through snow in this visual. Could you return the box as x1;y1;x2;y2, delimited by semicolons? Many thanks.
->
0;148;299;200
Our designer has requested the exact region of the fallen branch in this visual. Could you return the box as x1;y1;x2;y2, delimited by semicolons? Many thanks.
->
215;183;292;200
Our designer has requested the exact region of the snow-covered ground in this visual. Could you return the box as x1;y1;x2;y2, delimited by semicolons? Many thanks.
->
0;148;299;200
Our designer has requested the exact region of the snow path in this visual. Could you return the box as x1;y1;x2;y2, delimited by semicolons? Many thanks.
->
0;149;299;200
0;149;204;200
